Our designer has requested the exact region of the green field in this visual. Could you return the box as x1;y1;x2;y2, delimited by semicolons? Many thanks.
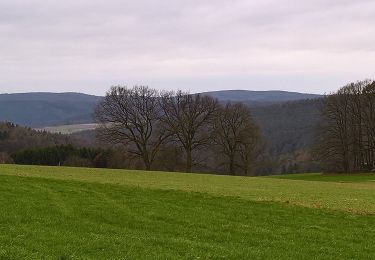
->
1;165;375;259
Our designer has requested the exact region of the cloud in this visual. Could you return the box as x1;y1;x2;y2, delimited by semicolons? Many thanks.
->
0;0;374;95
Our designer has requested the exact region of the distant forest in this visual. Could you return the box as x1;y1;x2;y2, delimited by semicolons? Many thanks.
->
1;80;373;175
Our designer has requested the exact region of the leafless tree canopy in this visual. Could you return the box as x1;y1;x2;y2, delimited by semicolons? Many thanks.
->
95;86;169;170
315;80;375;172
160;91;218;172
213;103;261;175
96;86;263;174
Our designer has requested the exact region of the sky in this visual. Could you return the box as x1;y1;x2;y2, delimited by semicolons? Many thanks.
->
0;0;374;95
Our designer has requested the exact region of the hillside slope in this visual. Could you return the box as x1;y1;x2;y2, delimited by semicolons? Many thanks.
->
250;99;321;155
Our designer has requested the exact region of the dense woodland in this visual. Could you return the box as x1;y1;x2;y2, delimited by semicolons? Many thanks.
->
0;122;71;164
0;122;134;169
250;99;322;174
1;80;374;175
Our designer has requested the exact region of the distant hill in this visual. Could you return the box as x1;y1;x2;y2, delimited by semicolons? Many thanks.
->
0;92;102;102
0;92;101;127
0;90;321;127
203;90;322;103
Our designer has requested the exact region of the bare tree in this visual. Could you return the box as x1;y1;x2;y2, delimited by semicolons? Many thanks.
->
95;86;169;170
160;91;218;172
213;103;261;175
361;81;375;170
315;90;352;172
316;80;375;172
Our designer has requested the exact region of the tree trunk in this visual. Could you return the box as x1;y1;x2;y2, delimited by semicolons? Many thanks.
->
186;149;192;173
142;150;152;170
229;155;235;175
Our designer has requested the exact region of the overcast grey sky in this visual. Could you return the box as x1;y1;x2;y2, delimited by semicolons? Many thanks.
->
1;0;374;95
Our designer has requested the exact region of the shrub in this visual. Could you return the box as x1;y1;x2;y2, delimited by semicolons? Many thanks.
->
63;156;93;168
0;152;14;164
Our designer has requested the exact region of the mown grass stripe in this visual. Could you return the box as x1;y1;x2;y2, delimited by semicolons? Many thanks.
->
1;175;375;259
1;164;375;214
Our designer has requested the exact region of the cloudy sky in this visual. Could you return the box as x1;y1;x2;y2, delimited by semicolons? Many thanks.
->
1;0;374;95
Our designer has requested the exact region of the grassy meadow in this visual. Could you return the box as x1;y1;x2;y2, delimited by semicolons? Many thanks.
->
1;165;375;259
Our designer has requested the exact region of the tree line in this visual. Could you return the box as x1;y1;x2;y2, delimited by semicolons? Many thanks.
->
315;80;375;173
95;86;262;175
12;145;110;168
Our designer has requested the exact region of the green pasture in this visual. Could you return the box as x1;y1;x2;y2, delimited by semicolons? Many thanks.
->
1;165;375;259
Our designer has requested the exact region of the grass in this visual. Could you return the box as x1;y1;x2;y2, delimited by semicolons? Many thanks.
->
270;172;375;183
2;164;375;214
1;164;375;258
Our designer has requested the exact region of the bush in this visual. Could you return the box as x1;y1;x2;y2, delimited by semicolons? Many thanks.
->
0;152;14;164
63;156;93;168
